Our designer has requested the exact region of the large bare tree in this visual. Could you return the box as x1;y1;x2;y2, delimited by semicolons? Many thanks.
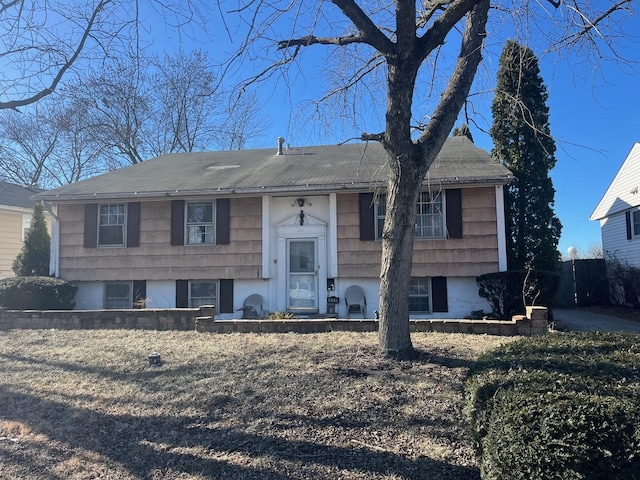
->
0;0;122;110
0;104;61;187
223;0;634;357
0;1;211;111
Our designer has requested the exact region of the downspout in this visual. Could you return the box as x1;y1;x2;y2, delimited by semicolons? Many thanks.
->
41;201;60;277
495;185;508;271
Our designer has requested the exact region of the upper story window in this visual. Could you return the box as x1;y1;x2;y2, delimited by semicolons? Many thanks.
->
376;191;444;239
21;214;32;242
99;204;126;246
186;202;215;245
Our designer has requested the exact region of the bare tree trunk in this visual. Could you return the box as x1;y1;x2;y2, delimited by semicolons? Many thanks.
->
378;158;423;358
377;0;490;358
377;48;423;357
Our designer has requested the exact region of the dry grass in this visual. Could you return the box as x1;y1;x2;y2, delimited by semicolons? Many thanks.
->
0;330;516;479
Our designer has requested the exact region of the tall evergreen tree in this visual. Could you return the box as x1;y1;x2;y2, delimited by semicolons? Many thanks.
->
13;203;50;276
491;40;562;273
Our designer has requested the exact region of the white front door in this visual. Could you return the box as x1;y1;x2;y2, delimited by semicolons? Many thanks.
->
276;212;327;314
287;239;318;312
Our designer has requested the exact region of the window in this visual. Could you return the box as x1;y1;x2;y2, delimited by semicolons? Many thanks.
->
21;214;32;242
105;282;131;309
633;210;640;236
409;278;430;313
376;191;444;239
99;204;126;246
190;281;217;307
186;202;215;244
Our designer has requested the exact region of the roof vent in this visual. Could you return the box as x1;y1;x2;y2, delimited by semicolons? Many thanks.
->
276;137;285;156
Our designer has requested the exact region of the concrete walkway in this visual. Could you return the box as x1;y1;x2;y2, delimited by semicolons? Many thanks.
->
553;309;640;333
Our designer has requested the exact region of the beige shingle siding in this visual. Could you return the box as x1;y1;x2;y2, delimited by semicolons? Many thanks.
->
336;187;500;278
58;198;262;282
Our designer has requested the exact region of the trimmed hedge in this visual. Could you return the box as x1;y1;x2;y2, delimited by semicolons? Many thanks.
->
465;333;640;479
477;269;560;319
0;276;77;310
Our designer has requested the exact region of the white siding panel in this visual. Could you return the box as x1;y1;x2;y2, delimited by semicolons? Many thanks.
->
601;212;640;267
592;143;640;220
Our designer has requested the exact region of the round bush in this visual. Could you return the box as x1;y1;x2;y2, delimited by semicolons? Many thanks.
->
465;333;640;479
0;276;78;310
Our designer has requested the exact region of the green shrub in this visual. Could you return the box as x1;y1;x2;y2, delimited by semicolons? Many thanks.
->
0;276;78;310
465;333;640;479
12;203;50;276
477;269;560;319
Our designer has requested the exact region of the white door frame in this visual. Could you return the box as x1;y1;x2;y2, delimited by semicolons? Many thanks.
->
276;213;327;313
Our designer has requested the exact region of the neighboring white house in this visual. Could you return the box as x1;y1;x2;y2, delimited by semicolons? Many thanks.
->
35;137;513;318
591;143;640;265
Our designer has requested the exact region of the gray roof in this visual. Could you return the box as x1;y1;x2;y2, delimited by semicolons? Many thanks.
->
0;181;43;209
36;137;512;202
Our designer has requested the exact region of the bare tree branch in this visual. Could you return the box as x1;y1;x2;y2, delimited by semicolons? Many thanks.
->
0;0;113;110
278;33;367;49
418;0;489;145
330;0;394;54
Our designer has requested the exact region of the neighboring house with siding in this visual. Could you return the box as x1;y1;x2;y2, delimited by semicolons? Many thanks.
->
591;143;640;265
0;181;46;279
35;137;513;318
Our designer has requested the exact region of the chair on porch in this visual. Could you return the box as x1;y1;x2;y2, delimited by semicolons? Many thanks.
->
238;294;264;319
345;286;366;318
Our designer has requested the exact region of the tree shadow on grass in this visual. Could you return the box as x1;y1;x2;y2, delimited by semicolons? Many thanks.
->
0;387;480;479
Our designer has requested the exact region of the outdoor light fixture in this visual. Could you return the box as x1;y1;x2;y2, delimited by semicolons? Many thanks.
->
297;197;305;207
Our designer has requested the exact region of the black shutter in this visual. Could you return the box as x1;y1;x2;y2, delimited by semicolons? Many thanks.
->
219;279;234;313
216;198;230;245
359;192;376;241
171;200;185;246
84;204;98;248
626;211;632;240
127;202;141;247
446;189;463;239
133;280;146;303
431;276;448;313
176;280;189;307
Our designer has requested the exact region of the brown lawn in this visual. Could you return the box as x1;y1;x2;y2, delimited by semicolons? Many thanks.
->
0;330;516;479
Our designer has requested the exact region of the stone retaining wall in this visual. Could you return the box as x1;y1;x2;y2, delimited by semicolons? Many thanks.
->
0;305;548;336
0;306;215;331
195;306;547;335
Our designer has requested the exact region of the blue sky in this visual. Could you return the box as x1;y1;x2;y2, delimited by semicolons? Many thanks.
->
214;7;640;261
69;3;640;259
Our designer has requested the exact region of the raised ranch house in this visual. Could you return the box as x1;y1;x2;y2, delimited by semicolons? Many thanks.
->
0;181;47;279
35;137;513;318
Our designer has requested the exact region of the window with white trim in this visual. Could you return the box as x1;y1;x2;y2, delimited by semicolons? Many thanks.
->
105;282;132;309
376;191;444;239
409;278;431;313
633;210;640;236
99;204;126;246
186;202;215;245
21;214;32;242
190;281;218;307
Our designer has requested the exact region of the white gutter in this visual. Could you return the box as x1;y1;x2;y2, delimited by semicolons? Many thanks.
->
35;176;514;203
